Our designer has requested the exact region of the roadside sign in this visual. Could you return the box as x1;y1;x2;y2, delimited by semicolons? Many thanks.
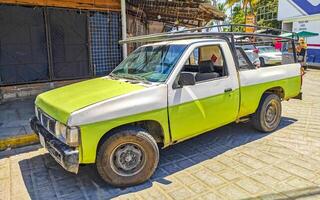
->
245;15;256;33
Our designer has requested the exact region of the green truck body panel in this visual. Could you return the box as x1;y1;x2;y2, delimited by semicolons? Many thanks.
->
169;89;240;142
79;89;240;163
35;78;145;124
76;75;300;163
79;108;170;163
35;75;301;164
238;75;301;118
33;38;302;165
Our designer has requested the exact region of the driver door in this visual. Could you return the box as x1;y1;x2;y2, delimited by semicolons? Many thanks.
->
168;43;239;142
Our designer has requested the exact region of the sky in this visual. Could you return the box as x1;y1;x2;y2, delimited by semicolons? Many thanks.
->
215;0;232;18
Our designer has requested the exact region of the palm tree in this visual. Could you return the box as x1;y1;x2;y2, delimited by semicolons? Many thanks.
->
226;0;258;16
217;2;227;13
226;0;259;32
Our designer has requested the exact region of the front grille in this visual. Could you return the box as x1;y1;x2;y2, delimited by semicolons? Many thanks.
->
46;142;63;163
36;107;56;135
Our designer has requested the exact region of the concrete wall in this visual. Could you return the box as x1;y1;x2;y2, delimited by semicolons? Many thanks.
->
0;79;85;102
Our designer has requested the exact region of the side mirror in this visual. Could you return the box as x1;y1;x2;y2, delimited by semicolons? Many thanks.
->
177;72;195;87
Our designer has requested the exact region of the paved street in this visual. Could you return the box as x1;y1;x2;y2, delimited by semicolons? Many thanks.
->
0;69;320;200
0;97;34;139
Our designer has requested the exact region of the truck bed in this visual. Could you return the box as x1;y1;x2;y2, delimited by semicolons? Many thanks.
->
237;63;302;118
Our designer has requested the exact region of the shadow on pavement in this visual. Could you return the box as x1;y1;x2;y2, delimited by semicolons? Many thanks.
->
19;116;297;199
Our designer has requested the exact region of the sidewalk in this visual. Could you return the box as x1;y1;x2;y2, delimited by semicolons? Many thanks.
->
0;97;38;150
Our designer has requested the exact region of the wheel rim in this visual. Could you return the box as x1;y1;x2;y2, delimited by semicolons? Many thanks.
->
110;143;146;177
265;100;279;128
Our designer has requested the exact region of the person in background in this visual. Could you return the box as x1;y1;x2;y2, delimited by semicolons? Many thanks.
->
274;38;282;51
296;38;307;66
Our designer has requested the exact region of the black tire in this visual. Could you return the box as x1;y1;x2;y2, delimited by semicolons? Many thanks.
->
96;126;159;187
252;93;282;133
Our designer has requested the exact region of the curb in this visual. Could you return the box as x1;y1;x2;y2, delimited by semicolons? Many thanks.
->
0;133;39;151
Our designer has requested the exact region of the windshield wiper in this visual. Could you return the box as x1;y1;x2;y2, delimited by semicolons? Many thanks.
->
112;73;150;84
108;73;119;80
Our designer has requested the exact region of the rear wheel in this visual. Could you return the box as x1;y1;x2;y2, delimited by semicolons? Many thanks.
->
252;93;282;132
96;127;159;187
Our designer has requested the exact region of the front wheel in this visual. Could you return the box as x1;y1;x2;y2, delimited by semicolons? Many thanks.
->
252;93;282;132
96;127;159;187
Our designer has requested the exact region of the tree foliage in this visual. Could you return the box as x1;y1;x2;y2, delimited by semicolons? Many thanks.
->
256;0;280;28
226;0;259;14
231;5;246;31
227;0;280;29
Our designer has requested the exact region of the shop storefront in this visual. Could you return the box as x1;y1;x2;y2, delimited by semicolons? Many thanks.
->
0;1;122;86
278;0;320;65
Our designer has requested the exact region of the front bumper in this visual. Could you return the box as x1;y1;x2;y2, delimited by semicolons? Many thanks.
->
30;116;79;173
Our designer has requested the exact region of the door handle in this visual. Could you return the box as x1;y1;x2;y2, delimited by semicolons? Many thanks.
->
224;88;232;93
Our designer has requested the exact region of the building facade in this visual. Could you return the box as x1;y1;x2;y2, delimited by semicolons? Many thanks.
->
0;0;123;87
278;0;320;65
0;0;225;101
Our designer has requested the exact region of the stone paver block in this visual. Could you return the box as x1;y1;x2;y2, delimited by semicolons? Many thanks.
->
217;184;250;200
235;177;267;195
168;186;195;200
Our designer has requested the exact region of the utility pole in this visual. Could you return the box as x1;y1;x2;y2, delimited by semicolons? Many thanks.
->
121;0;127;59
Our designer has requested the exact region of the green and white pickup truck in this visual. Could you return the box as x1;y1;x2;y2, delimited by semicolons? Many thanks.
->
30;37;302;186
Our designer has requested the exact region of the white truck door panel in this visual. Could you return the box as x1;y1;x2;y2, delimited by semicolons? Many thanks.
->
167;41;240;141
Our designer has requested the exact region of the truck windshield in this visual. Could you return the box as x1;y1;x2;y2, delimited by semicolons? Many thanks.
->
111;44;187;83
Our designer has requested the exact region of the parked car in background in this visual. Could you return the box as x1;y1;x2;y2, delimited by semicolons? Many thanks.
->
237;45;260;67
239;44;255;51
243;49;260;67
257;46;283;66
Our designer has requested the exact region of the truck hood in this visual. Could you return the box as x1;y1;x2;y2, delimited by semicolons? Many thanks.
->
35;77;146;124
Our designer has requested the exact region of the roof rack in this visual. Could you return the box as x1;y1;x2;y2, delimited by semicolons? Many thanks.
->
120;24;298;44
120;24;298;65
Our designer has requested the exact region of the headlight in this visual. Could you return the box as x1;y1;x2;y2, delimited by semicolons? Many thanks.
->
66;127;80;147
55;121;79;147
55;121;67;139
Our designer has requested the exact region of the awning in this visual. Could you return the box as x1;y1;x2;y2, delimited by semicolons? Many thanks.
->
279;31;319;38
126;0;226;27
297;31;319;38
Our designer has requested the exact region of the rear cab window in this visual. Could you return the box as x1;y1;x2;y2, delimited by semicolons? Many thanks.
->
236;47;255;70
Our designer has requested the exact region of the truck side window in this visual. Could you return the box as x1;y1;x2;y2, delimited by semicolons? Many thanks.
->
236;48;255;70
182;45;227;82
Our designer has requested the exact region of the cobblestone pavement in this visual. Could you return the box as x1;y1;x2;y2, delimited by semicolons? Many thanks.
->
0;97;34;139
1;69;320;200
